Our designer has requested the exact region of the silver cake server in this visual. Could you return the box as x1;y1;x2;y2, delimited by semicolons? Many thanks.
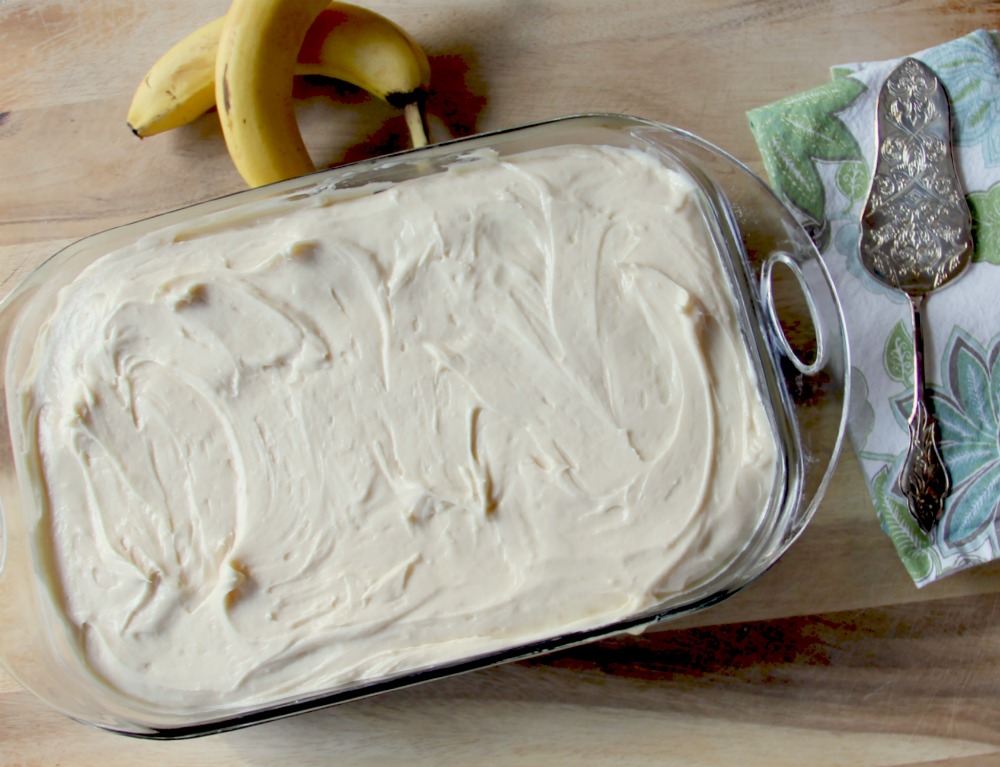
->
860;57;973;533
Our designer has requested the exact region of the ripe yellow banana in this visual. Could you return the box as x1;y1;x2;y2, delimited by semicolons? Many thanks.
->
128;2;431;158
216;0;332;187
128;16;227;137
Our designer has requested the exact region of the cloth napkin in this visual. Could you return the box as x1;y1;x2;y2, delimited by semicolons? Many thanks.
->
747;30;1000;585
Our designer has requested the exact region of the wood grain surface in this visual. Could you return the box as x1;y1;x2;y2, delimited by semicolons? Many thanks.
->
3;1;1000;764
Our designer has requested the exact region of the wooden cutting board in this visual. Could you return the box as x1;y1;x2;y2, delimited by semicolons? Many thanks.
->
3;1;1000;764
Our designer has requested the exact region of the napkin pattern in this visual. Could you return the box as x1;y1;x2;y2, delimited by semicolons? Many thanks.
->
747;30;1000;585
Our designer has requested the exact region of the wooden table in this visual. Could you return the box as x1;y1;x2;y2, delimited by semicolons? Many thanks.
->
3;1;1000;763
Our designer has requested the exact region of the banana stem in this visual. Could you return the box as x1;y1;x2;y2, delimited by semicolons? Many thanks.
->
404;102;428;149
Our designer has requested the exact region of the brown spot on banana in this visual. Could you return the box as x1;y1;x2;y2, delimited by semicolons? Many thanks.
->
221;65;231;114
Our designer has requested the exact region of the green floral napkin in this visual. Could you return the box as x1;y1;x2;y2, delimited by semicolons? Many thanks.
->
747;30;1000;585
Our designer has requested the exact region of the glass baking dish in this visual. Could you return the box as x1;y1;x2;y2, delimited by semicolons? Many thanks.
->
0;114;848;738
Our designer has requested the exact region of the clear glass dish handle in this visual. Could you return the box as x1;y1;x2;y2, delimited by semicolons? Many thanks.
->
760;251;829;377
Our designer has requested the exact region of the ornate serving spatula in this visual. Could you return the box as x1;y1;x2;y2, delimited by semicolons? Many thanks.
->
859;57;973;533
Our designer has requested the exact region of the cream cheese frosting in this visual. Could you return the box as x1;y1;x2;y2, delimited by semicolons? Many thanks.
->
16;144;777;713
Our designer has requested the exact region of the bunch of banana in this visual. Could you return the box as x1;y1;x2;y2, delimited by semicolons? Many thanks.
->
127;0;430;187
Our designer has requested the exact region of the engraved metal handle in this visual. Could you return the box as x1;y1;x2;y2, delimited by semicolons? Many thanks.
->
898;294;949;532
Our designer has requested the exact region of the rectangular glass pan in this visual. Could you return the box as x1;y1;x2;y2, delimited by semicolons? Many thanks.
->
0;114;848;738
